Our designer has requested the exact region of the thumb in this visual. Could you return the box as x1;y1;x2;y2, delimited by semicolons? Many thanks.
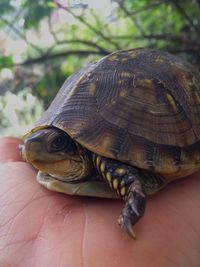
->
0;137;23;162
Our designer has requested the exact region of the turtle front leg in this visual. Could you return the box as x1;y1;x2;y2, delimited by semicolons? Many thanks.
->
93;154;166;238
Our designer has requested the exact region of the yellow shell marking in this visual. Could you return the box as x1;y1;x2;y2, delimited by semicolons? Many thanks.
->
96;155;101;168
100;162;106;173
137;79;153;88
109;54;117;61
119;90;128;97
106;172;112;184
76;73;87;85
115;168;126;175
120;180;125;186
155;56;164;63
194;91;200;103
128;50;138;58
117;80;123;85
113;178;118;190
144;79;153;86
89;83;97;95
122;57;128;62
166;93;177;112
121;72;132;77
23;125;49;139
120;187;126;197
99;135;114;157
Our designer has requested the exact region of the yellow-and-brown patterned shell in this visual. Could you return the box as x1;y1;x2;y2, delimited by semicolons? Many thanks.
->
37;48;200;181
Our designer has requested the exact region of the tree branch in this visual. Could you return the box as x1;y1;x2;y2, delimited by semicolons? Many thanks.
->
114;0;165;16
116;0;146;35
169;0;200;35
54;1;121;50
0;16;43;55
110;33;200;48
49;39;110;54
18;50;108;66
48;16;59;43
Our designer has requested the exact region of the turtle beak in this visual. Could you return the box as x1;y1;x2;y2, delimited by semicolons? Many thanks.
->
19;139;36;162
19;131;45;163
19;143;27;161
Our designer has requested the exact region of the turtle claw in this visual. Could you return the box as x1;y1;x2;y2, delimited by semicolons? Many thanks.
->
117;183;146;239
118;215;136;239
125;222;136;239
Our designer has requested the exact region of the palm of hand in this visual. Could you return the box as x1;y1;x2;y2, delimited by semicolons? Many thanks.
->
0;138;200;267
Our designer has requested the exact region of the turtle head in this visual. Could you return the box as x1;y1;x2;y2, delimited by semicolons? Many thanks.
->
20;127;92;182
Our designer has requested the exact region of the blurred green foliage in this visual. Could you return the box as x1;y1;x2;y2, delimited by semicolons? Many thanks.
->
0;0;199;135
0;56;14;69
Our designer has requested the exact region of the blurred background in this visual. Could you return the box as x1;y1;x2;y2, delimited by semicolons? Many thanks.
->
0;0;199;137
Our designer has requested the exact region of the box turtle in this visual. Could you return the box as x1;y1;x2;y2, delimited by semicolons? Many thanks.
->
20;48;200;238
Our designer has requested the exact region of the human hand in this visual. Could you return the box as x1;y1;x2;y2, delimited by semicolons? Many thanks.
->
0;137;200;267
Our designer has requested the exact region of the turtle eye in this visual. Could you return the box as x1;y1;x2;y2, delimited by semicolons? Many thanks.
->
50;134;68;151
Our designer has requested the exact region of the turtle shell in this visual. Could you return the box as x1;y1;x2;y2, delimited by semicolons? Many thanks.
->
37;48;200;180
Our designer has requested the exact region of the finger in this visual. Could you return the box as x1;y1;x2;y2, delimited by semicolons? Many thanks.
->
0;137;23;162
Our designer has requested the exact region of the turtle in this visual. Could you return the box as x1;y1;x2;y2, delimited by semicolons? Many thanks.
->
20;48;200;238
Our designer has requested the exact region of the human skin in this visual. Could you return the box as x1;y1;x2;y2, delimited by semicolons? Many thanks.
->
0;137;200;267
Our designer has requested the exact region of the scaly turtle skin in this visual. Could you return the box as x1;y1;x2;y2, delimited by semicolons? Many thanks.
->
20;48;200;238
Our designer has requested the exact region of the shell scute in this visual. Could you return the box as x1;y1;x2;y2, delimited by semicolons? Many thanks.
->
37;48;200;179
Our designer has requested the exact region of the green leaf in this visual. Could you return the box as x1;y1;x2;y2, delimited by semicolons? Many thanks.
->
47;1;57;8
0;0;14;15
23;1;53;29
0;56;14;70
